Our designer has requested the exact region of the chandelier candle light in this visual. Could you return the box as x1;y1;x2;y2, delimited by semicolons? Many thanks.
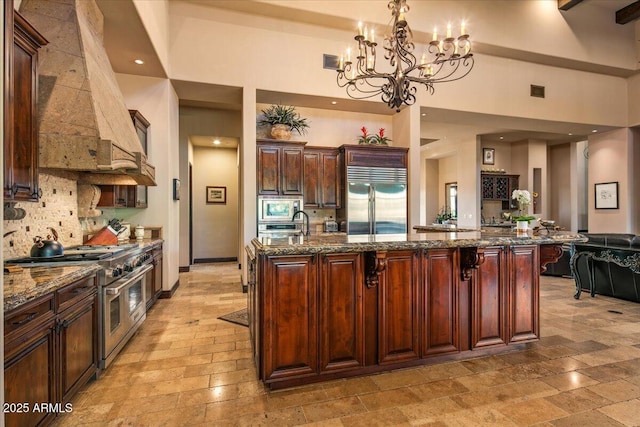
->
336;0;474;112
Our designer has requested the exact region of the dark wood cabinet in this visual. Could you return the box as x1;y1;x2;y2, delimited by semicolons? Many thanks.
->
304;148;340;209
4;274;98;427
262;254;317;382
340;144;408;169
378;250;419;364
257;140;305;196
4;294;56;427
471;246;508;349
422;248;460;357
507;245;539;343
146;244;163;310
97;111;149;208
319;253;364;373
251;245;544;389
3;6;47;202
481;173;519;209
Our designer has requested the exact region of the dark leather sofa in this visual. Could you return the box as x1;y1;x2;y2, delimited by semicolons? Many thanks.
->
571;233;640;302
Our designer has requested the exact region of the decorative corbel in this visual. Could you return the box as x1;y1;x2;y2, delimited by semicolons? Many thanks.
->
365;251;387;288
539;244;563;274
460;247;485;281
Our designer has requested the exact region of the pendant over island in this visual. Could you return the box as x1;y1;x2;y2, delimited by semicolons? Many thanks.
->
246;229;586;390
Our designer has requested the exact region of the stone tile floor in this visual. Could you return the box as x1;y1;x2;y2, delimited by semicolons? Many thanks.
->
54;263;640;426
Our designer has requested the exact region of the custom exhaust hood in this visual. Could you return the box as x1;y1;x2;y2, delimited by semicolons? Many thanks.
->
20;0;156;186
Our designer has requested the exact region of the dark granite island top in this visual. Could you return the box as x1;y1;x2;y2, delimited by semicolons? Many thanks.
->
251;230;586;256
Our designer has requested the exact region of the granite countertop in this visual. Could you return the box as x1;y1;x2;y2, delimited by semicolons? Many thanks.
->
252;230;587;256
414;225;479;232
3;238;164;313
4;264;102;312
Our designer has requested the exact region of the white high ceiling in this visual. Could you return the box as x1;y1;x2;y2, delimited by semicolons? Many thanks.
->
95;0;635;147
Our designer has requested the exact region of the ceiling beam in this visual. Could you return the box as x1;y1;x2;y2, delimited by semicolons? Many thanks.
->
616;1;640;25
558;0;585;11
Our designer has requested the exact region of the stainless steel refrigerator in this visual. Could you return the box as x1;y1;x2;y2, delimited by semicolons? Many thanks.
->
338;166;407;235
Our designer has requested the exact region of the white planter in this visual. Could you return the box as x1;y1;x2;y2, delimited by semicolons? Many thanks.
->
516;220;528;231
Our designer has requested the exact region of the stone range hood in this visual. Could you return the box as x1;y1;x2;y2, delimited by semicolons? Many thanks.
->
20;0;156;186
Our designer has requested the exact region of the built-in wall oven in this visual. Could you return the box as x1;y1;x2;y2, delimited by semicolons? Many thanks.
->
257;196;304;237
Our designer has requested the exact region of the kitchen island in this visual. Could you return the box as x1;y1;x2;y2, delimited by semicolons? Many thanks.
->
248;230;586;389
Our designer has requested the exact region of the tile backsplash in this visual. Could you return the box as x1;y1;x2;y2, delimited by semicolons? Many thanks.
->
3;170;83;259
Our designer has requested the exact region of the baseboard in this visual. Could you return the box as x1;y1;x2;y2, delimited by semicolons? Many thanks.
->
178;266;190;273
193;257;238;264
159;279;180;299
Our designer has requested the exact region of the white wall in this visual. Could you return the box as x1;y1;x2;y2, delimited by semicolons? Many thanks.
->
115;73;180;292
549;144;571;230
192;147;239;260
588;128;635;233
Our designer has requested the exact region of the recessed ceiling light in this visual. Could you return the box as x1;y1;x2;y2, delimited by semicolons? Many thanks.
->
331;101;337;105
421;113;426;116
499;136;504;140
592;129;597;133
568;133;573;136
134;59;144;65
213;139;221;145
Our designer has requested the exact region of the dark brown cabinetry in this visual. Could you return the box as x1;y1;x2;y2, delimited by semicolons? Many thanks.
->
257;140;305;196
304;148;340;209
319;253;364;373
378;250;419;364
481;173;519;209
261;254;317;382
4;275;98;427
471;246;508;349
257;140;306;196
3;6;47;202
252;245;543;389
97;110;149;208
340;144;408;169
422;248;460;357
507;245;539;343
145;244;163;310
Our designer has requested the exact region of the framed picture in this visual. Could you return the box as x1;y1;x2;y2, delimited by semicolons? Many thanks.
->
206;186;226;204
173;178;181;200
594;182;618;209
482;148;495;165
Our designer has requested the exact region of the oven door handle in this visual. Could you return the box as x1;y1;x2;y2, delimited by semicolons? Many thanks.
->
105;263;153;295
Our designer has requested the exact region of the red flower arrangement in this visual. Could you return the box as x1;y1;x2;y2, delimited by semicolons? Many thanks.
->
357;127;391;145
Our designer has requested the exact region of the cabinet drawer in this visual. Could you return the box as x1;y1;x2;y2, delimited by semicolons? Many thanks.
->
4;294;55;338
57;276;97;313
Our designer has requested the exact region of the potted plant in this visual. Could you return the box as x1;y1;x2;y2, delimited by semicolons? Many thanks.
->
357;127;391;145
511;189;535;231
258;105;309;140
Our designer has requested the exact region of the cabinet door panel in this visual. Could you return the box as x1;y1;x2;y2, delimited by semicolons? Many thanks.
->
303;152;320;208
263;255;317;381
4;321;57;427
320;151;340;208
60;297;98;401
257;146;280;195
508;245;539;343
281;147;304;195
320;253;364;372
379;251;419;364
472;247;507;348
423;249;459;356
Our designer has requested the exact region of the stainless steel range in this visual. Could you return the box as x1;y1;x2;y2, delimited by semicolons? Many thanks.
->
6;243;154;369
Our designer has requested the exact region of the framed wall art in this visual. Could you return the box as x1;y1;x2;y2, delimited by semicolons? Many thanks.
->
206;186;226;204
594;181;618;209
482;148;495;165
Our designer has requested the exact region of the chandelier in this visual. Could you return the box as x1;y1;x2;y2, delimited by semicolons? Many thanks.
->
336;0;474;112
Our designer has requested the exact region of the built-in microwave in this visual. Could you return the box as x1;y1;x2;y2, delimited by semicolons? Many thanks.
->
258;196;304;223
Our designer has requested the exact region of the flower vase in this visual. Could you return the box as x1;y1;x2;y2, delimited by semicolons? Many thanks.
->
516;220;528;232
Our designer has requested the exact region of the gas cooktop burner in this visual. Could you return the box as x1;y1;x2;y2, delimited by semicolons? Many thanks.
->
5;243;140;265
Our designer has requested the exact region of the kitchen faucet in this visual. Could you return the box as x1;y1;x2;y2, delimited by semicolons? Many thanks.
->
291;210;310;236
